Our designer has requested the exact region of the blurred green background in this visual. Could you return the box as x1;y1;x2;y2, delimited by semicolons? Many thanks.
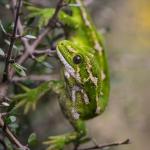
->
1;0;150;149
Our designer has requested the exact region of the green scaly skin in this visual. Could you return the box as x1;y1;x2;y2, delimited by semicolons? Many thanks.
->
44;0;110;149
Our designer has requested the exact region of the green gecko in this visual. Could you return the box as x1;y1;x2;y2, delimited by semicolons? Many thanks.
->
13;0;110;149
44;0;110;149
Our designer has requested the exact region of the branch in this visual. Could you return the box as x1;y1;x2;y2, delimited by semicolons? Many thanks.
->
0;84;8;102
18;0;64;64
2;0;22;82
33;49;56;56
12;74;60;82
78;139;130;150
0;114;29;150
9;0;33;78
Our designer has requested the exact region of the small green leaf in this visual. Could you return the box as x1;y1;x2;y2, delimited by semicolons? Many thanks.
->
5;4;10;9
35;55;47;63
28;133;37;147
24;35;36;39
12;63;27;77
4;40;19;50
9;116;16;123
9;123;18;130
0;20;7;34
42;62;53;69
26;6;55;28
2;102;10;106
5;116;16;124
0;48;5;56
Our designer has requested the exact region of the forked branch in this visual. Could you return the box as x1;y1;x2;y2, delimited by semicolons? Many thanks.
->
78;138;130;150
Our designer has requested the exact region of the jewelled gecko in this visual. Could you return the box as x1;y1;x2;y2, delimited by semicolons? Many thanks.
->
45;0;110;149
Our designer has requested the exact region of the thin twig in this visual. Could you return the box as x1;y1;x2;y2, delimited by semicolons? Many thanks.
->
31;49;57;58
9;0;33;78
33;49;56;55
12;74;60;82
2;0;22;82
31;28;50;50
78;139;130;150
0;114;29;150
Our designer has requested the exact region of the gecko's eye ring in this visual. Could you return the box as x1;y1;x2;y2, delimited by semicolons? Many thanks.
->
73;55;82;64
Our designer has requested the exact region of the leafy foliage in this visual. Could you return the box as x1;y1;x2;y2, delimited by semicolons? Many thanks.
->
26;5;55;28
0;48;5;56
28;133;38;147
12;63;27;77
26;4;77;29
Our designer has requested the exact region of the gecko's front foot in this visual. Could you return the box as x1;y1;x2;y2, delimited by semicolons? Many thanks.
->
44;135;67;150
44;130;85;150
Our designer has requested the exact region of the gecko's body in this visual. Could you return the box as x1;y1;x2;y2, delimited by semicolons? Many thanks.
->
46;0;110;149
57;0;109;119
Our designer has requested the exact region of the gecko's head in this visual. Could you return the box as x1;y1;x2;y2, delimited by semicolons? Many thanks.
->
57;40;83;65
56;40;95;82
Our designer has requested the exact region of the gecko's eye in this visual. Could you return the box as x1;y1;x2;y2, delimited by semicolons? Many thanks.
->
73;55;82;64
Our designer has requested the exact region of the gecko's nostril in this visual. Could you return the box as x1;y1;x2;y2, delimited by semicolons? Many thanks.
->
60;42;64;46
